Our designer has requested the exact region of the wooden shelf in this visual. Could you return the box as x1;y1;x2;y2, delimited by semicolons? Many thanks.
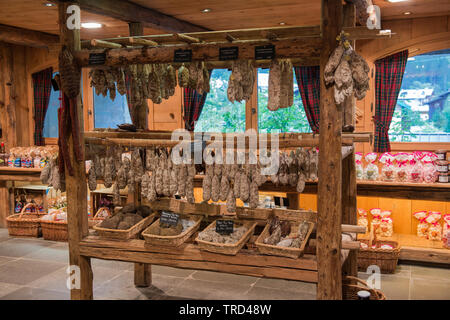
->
0;167;42;182
257;179;450;201
358;233;450;264
79;236;318;283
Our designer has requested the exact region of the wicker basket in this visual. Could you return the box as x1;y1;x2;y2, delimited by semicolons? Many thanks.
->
358;239;400;273
88;207;112;228
142;215;202;247
41;219;68;241
6;203;44;237
255;221;315;259
93;213;156;240
343;276;386;300
195;220;257;256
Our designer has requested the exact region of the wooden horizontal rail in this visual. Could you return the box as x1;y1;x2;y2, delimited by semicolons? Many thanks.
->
90;39;122;49
309;239;360;250
75;37;322;67
79;237;319;282
85;130;371;142
341;224;365;234
146;198;318;223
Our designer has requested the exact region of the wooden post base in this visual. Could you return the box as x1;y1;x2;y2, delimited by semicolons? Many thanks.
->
134;263;152;287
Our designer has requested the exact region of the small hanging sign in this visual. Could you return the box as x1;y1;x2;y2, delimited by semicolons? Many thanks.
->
160;211;180;226
255;45;275;60
174;49;192;62
219;46;239;61
88;52;106;65
216;220;234;235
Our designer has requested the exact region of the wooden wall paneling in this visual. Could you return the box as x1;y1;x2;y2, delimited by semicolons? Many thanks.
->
1;44;17;148
150;85;183;131
299;194;318;211
83;69;94;131
378;197;412;235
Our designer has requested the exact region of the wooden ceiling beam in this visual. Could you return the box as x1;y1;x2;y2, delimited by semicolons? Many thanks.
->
58;0;208;33
0;24;59;48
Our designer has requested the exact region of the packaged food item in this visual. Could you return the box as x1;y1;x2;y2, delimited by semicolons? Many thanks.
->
413;211;429;238
379;210;393;237
357;208;368;232
355;152;364;180
364;153;378;181
379;153;395;182
425;211;442;240
370;208;381;233
394;152;409;182
438;173;449;183
421;152;438;183
409;151;423;183
428;222;442;241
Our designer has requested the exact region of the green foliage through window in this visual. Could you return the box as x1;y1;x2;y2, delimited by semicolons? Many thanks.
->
389;49;450;142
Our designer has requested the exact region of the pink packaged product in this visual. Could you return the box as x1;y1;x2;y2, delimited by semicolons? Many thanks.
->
364;153;379;181
394;152;409;182
421;152;438;183
443;214;450;249
409;151;423;183
379;210;393;237
426;211;442;241
379;153;395;182
413;211;429;238
355;152;364;180
357;208;368;232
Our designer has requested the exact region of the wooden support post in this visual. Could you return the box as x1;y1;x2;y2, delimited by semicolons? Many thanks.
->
128;22;148;130
341;150;358;280
134;263;152;287
59;2;93;300
317;0;344;300
342;3;357;132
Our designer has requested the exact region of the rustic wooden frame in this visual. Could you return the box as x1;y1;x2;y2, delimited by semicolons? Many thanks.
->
58;0;386;300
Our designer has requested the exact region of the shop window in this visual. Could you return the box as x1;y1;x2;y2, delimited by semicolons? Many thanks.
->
257;68;311;133
43;72;60;138
194;69;246;133
93;88;131;128
389;49;450;142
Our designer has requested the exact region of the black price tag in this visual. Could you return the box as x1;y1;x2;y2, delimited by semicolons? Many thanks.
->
216;220;234;235
174;49;192;62
88;52;106;65
255;45;275;60
283;197;290;208
274;196;281;207
219;46;239;61
160;211;179;226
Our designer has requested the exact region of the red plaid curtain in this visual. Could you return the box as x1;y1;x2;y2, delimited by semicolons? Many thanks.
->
32;67;53;145
294;66;320;134
374;50;408;152
183;88;208;131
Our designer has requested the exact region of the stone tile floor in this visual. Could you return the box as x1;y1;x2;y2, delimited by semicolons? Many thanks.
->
0;228;448;300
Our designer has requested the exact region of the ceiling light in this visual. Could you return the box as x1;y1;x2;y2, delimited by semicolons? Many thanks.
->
279;22;286;26
43;2;55;6
387;0;408;3
201;8;211;13
81;22;103;29
404;11;411;15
